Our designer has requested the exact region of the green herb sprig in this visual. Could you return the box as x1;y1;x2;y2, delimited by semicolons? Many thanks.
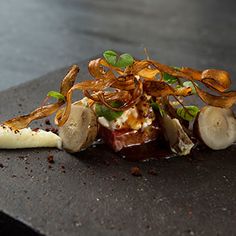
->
103;50;134;68
95;101;123;121
177;105;199;121
47;91;65;101
151;101;165;117
163;73;178;84
162;66;182;85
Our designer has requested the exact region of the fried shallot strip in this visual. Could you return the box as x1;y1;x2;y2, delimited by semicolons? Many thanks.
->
4;65;79;130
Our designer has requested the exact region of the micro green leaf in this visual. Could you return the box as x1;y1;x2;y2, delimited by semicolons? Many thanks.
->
115;53;134;68
110;100;123;108
103;50;134;68
47;91;65;101
163;66;181;84
103;50;117;66
95;102;123;121
177;105;200;121
151;101;165;117
163;73;177;84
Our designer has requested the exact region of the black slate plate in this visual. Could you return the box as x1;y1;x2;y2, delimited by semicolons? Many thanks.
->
0;59;236;236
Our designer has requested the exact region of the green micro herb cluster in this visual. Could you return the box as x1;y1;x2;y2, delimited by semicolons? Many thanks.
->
103;50;134;68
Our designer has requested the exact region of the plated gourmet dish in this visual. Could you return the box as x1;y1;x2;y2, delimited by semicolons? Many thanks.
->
1;50;236;157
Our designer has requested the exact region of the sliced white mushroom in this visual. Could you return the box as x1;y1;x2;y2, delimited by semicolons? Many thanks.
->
59;104;98;153
194;106;236;150
0;126;62;149
162;115;194;155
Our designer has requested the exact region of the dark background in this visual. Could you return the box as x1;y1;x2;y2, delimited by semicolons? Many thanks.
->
0;0;236;236
0;0;236;91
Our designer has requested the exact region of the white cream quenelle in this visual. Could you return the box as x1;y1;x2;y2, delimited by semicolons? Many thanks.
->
0;125;62;149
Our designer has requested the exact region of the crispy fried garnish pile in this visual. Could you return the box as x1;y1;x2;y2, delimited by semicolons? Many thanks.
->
4;54;236;130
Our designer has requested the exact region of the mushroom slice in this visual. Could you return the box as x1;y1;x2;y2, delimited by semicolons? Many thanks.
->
194;106;236;150
59;104;98;153
162;115;194;156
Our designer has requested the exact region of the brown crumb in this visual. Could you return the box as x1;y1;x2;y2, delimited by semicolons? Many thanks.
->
61;165;65;169
47;155;55;164
45;127;58;135
62;170;66;173
48;165;52;169
146;225;151;230
32;128;40;132
148;168;158;176
45;119;51;125
103;160;110;166
0;163;4;168
130;166;142;177
51;128;58;135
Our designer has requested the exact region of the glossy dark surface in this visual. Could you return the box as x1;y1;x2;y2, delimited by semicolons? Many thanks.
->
0;0;236;235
